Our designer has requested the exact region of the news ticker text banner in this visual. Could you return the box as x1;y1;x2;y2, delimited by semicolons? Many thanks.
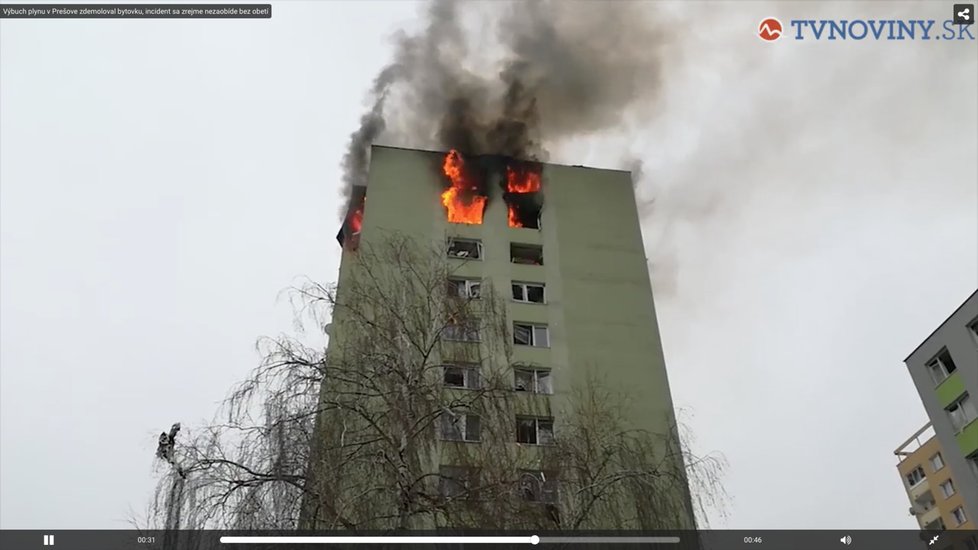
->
0;4;271;18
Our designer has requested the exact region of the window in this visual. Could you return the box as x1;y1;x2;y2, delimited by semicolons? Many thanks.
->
439;466;479;499
448;238;482;260
514;367;553;394
443;364;480;390
440;411;481;442
512;282;545;304
970;452;978;478
930;453;945;472
926;349;957;385
513;322;549;347
906;465;926;487
519;470;558;503
516;416;554;445
511;243;543;265
444;316;480;342
970;318;978;346
952;506;968;526
946;393;977;432
939;479;955;499
448;278;482;299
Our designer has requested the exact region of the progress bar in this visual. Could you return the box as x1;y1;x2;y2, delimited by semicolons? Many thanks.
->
220;535;682;544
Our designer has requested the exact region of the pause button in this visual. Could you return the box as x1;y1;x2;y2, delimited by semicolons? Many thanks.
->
43;534;55;546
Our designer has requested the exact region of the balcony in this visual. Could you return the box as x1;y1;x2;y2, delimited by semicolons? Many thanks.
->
908;478;931;501
916;506;941;529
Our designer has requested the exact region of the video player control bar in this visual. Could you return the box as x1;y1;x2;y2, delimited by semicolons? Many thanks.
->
220;535;682;544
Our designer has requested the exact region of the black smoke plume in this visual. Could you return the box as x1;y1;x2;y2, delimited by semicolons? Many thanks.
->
338;0;672;214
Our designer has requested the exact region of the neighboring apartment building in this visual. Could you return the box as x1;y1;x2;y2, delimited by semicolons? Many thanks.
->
902;290;978;529
895;422;973;530
301;145;695;530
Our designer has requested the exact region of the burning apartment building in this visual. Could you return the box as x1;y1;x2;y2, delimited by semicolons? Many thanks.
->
306;145;695;531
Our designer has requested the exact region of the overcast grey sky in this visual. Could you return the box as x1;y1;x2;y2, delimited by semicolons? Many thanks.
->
1;0;976;531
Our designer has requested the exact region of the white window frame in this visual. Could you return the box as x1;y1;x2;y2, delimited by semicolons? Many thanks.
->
444;316;480;342
930;453;945;472
952;506;968;526
448;278;482;300
440;411;481;443
939;479;956;499
514;367;553;394
447;238;483;260
947;393;977;433
443;364;480;390
926;349;957;386
513;322;549;348
906;465;926;487
518;470;558;503
516;416;555;446
512;281;545;304
438;465;479;499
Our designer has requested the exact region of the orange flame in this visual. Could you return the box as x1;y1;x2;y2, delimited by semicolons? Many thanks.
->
505;166;542;227
349;202;364;234
441;150;486;224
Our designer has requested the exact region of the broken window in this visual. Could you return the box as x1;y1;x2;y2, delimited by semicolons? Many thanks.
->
946;393;977;432
511;243;543;265
441;411;481;442
513;322;549;347
926;349;957;385
507;195;542;229
516;416;554;445
439;465;480;499
503;163;543;229
519;470;558;503
448;278;482;299
445;317;480;342
443;364;480;390
448;238;483;260
512;282;545;304
514;367;553;394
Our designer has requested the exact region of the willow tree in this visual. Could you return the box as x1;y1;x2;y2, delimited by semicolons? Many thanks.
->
146;232;727;532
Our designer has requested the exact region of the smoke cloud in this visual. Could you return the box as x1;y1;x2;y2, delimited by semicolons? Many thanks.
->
338;0;674;212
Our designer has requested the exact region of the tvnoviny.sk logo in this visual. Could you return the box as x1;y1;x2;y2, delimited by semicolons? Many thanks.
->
758;18;783;41
757;18;976;41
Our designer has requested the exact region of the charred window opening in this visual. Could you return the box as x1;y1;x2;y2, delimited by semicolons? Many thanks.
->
336;186;366;250
511;243;542;265
504;164;543;228
441;149;488;225
448;238;483;260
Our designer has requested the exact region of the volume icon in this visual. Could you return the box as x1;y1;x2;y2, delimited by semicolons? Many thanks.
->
840;535;852;545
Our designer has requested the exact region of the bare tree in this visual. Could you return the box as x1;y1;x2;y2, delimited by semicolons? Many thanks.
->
146;232;727;533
